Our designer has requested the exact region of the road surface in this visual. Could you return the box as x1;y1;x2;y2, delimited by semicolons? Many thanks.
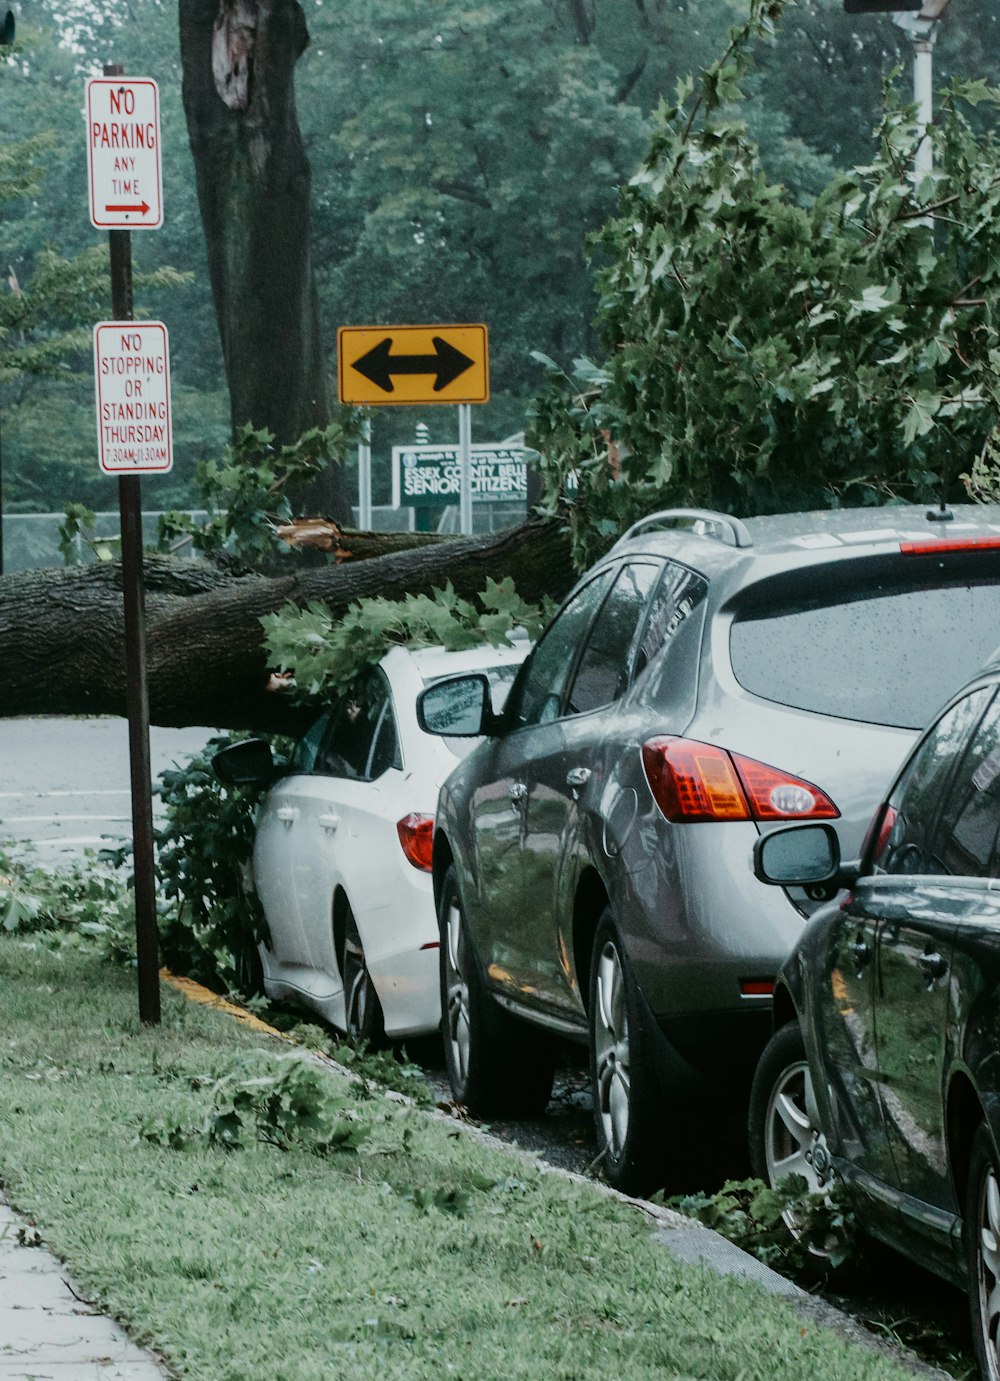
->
0;717;217;863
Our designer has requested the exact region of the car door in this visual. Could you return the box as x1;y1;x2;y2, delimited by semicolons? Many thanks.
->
814;889;892;1190
857;688;993;1225
253;712;331;969
292;671;402;975
519;561;663;1015
472;567;616;1006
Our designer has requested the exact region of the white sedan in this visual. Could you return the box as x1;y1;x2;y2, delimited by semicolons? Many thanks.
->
214;641;528;1042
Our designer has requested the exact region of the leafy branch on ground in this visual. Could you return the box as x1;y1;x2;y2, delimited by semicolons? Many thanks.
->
264;1016;433;1107
664;1174;856;1274
0;850;137;965
138;1050;375;1156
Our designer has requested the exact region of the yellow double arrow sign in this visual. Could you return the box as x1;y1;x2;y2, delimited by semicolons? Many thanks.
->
338;324;489;406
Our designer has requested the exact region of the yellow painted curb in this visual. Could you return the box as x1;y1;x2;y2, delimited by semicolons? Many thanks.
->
159;969;289;1040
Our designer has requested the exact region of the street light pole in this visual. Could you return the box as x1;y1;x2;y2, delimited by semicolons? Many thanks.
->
892;1;952;191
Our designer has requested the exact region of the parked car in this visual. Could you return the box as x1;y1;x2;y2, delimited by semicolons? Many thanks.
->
416;504;1000;1192
749;651;1000;1379
212;640;528;1043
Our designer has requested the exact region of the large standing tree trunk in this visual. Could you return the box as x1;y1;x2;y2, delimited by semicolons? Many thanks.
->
178;0;349;520
0;520;576;732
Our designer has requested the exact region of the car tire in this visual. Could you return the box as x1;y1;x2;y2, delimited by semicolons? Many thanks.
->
341;903;385;1047
588;909;664;1195
965;1123;1000;1381
233;940;264;998
438;864;555;1117
748;1021;842;1268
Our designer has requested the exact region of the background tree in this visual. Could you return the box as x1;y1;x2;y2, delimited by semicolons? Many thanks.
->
178;0;351;521
16;0;995;518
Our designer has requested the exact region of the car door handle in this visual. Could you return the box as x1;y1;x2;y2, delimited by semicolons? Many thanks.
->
276;805;299;824
850;940;872;968
919;951;948;981
318;813;340;833
508;783;527;805
566;767;592;788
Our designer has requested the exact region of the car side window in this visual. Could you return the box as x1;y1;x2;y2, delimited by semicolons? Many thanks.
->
929;692;1000;879
634;563;708;686
873;688;992;875
315;670;400;781
508;568;615;729
289;712;330;774
367;696;403;778
564;563;661;716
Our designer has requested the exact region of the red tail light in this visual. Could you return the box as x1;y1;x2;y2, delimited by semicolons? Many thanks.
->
641;737;839;824
397;813;434;871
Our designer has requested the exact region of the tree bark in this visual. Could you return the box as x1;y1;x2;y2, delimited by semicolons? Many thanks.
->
0;520;576;732
178;0;350;521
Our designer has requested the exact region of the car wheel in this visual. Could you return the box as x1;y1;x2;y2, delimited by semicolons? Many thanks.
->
438;864;554;1117
588;909;663;1194
966;1124;1000;1381
748;1022;841;1266
341;904;384;1047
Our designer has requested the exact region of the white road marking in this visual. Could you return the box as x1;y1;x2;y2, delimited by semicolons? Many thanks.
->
0;790;130;799
0;814;131;824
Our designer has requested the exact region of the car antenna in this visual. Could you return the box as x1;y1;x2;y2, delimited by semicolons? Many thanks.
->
927;466;954;523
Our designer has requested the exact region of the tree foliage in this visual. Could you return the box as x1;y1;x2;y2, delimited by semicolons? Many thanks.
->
528;0;1000;567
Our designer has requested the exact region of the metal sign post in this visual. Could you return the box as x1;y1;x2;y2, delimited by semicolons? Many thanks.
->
458;404;473;535
357;416;372;529
101;63;161;1026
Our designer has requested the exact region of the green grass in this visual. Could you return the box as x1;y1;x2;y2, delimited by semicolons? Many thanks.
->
0;935;921;1381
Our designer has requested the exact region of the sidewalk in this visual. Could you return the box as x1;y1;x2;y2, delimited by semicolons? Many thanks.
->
0;1192;168;1379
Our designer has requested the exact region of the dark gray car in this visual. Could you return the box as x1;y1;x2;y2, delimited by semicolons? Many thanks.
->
417;504;1000;1192
749;653;1000;1380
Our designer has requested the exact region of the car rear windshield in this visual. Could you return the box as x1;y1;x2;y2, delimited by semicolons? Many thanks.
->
730;566;1000;729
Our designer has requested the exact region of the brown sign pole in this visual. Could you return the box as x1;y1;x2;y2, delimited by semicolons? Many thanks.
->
104;62;160;1025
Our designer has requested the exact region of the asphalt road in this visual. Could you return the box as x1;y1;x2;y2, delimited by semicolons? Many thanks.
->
0;717;217;863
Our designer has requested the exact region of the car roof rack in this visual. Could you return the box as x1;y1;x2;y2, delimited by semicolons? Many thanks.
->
614;508;754;550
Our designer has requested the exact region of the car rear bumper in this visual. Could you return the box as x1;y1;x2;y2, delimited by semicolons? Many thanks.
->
370;938;441;1038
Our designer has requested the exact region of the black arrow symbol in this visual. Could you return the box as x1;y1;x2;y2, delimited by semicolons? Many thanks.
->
351;336;475;394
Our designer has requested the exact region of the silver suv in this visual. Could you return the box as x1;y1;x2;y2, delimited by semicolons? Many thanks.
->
417;505;1000;1192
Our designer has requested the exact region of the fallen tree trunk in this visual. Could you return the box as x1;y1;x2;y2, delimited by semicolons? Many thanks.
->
0;519;576;731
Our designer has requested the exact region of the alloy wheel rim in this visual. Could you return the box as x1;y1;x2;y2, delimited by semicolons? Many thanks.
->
445;897;471;1086
976;1164;1000;1379
343;932;371;1038
593;939;630;1161
765;1058;828;1195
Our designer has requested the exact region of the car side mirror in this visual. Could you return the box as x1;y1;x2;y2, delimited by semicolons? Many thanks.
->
753;822;858;895
417;674;496;738
212;738;276;787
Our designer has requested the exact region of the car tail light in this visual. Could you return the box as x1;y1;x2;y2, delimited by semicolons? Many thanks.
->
860;802;897;865
900;536;1000;555
397;813;434;871
641;737;839;824
740;979;775;997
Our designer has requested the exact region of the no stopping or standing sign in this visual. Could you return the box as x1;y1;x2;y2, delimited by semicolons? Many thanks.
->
93;321;173;474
